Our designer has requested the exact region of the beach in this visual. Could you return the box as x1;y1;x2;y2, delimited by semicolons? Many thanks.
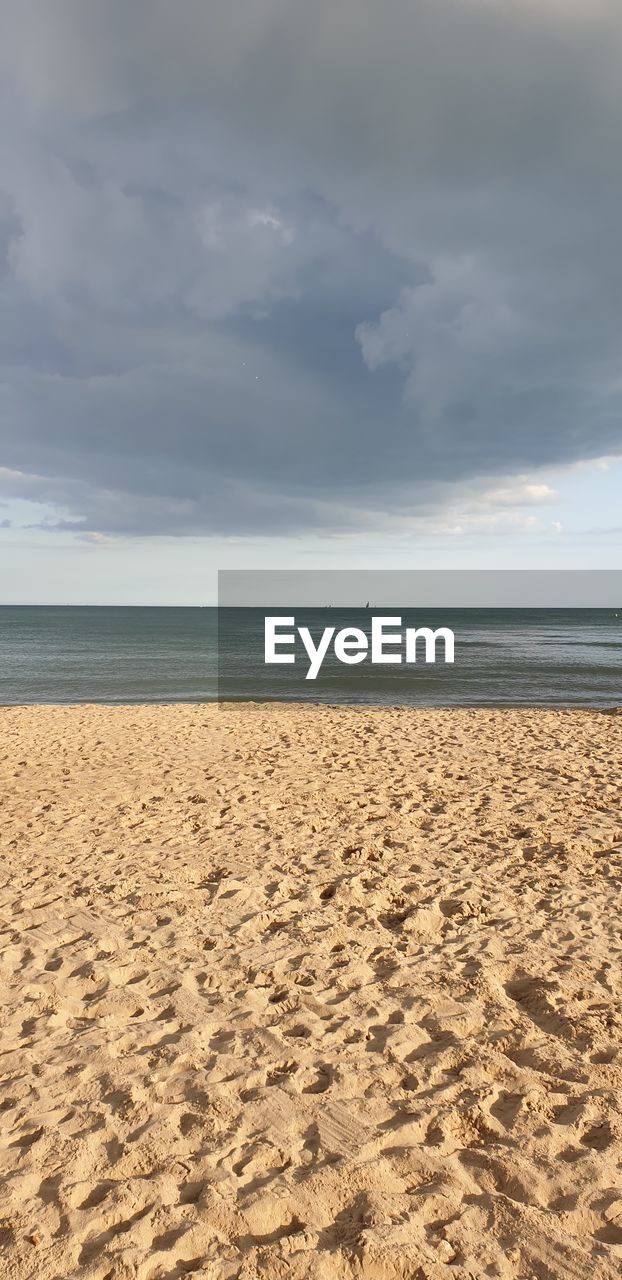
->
1;703;622;1279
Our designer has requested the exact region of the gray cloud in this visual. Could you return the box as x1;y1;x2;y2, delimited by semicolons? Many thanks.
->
1;1;622;536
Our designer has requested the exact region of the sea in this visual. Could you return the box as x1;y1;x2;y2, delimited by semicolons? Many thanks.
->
0;605;621;707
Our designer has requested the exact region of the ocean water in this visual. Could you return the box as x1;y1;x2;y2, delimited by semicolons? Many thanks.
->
1;605;621;707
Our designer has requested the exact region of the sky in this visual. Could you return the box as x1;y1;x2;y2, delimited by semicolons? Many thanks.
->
1;0;622;603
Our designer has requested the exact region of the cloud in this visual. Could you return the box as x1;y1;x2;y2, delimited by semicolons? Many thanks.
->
475;480;559;508
1;1;622;538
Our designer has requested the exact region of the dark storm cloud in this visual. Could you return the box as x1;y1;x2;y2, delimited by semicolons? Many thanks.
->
1;0;622;536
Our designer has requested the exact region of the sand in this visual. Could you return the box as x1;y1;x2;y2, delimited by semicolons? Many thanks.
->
1;704;622;1280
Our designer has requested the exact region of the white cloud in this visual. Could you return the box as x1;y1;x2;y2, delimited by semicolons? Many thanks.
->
478;480;559;507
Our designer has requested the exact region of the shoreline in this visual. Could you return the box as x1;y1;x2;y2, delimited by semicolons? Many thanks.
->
1;699;620;710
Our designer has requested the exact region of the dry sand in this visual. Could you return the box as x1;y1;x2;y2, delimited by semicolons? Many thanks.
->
1;704;622;1279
